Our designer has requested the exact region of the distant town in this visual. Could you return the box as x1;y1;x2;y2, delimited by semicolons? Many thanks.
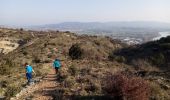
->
23;21;170;45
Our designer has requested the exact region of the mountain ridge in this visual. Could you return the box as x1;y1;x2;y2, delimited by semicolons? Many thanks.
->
27;21;170;30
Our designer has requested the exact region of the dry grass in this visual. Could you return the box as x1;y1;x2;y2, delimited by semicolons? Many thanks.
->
149;82;170;100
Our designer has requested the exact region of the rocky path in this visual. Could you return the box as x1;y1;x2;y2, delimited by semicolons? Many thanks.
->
11;68;60;100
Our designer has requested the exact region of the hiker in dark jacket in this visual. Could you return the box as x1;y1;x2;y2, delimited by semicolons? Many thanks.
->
53;59;61;74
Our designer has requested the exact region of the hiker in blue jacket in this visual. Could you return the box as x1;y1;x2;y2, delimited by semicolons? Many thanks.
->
53;59;61;74
25;63;36;84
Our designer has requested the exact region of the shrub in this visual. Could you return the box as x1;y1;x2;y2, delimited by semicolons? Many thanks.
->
0;59;17;75
43;59;52;63
53;89;64;100
151;53;165;66
80;67;91;76
108;52;114;61
20;28;23;31
65;31;71;33
5;85;21;99
57;70;68;82
69;43;84;60
131;59;155;71
0;65;11;75
115;56;126;63
0;80;8;88
22;51;28;55
150;82;170;100
68;65;78;76
47;53;53;58
159;36;170;43
63;77;76;88
159;43;170;50
85;80;101;93
32;56;41;63
103;73;150;100
109;54;126;63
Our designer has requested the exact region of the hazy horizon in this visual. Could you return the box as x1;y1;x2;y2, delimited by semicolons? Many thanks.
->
1;0;170;26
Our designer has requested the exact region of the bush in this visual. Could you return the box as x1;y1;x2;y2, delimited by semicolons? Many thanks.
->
0;80;8;88
0;59;17;75
20;28;23;31
68;65;78;76
57;70;68;82
0;65;11;75
150;82;170;100
63;77;75;88
33;56;41;63
85;80;101;93
103;73;150;100
69;43;84;60
131;59;155;71
159;43;170;50
115;56;126;63
47;53;53;58
80;67;91;76
43;59;52;63
159;36;170;43
22;51;28;55
151;53;165;66
5;85;21;99
109;54;126;63
65;31;71;33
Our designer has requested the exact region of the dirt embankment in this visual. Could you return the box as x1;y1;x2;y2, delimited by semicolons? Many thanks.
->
0;37;20;54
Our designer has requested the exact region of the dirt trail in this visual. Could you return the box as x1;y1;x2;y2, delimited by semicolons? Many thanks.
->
11;47;65;100
12;67;60;100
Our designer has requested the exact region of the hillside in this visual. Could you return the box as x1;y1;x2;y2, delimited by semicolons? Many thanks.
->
0;28;170;100
110;36;170;70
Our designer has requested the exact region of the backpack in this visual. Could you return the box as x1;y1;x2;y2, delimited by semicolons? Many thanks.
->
53;60;61;68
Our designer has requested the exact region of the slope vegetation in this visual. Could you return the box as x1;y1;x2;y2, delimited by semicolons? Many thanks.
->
0;28;169;100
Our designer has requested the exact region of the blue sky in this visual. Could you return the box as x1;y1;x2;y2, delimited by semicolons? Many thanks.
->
0;0;170;26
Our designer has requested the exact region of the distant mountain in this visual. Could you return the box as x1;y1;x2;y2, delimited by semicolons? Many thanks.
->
22;21;170;44
27;21;170;32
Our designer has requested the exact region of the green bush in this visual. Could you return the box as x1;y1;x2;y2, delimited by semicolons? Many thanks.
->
5;85;21;99
109;54;126;63
57;71;68;82
0;65;11;75
80;67;91;76
159;36;170;43
159;43;170;50
69;43;84;60
0;59;17;75
22;51;28;55
115;56;126;63
68;65;78;76
43;59;52;63
85;80;101;93
0;80;8;88
47;53;53;58
150;82;170;100
63;77;75;88
32;56;41;63
151;53;165;66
